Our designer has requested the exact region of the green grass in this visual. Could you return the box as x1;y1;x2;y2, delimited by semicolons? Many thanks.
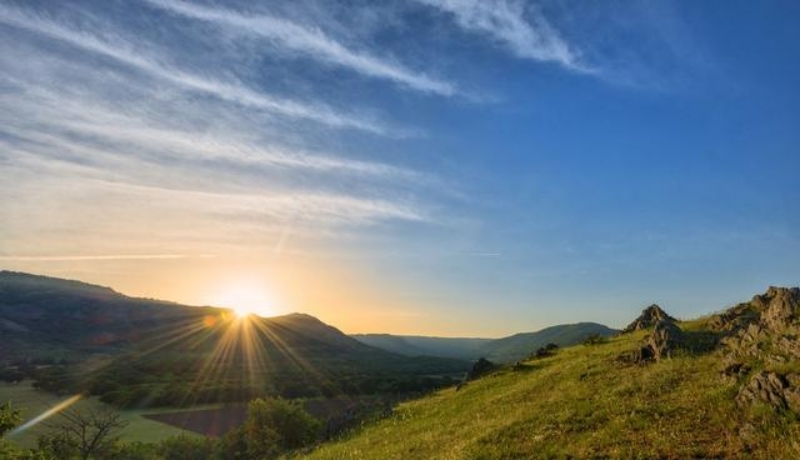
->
0;381;201;449
308;327;800;459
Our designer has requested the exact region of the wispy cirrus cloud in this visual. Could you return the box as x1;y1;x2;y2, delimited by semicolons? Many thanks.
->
142;0;459;97
0;1;451;263
0;85;425;184
416;0;590;73
0;4;403;136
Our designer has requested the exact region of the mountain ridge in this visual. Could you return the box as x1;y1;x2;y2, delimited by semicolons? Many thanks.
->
354;322;618;363
0;271;468;407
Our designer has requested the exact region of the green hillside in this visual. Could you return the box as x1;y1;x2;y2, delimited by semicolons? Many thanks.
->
309;288;800;459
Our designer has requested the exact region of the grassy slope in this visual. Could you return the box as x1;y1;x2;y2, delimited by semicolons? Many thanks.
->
0;382;199;449
309;323;800;459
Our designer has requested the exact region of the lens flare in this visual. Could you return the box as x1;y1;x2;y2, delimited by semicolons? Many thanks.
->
8;394;83;436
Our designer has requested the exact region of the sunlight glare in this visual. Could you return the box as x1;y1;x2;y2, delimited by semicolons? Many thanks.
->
211;278;277;318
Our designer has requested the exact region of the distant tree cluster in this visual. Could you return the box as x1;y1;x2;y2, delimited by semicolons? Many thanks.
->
582;334;609;346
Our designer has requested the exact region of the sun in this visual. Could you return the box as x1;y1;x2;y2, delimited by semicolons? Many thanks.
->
231;305;256;319
211;278;277;319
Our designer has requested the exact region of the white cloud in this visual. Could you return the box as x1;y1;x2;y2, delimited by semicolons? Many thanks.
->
0;1;453;262
0;86;424;183
143;0;459;97
0;4;401;135
417;0;590;72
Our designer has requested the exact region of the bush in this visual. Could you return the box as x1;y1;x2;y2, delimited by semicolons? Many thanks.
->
583;334;609;346
157;434;217;460
0;401;21;436
242;397;321;458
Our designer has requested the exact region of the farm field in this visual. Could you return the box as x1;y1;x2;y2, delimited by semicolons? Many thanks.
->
1;380;391;448
143;396;382;437
0;381;202;448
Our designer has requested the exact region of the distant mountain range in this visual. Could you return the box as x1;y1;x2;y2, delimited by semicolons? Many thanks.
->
352;322;617;363
0;271;468;407
349;334;490;360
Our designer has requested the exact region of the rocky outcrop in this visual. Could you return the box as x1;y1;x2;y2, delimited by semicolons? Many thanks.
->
646;320;684;361
622;304;677;333
718;287;800;414
762;287;800;331
707;302;759;332
734;371;800;414
721;287;800;364
618;311;684;364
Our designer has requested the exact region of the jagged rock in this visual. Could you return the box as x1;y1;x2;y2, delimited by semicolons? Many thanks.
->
646;320;684;361
761;287;800;332
622;304;677;333
718;287;800;416
710;288;800;334
465;357;495;381
785;374;800;413
617;319;683;364
776;335;800;359
721;287;800;363
736;371;789;410
708;302;759;332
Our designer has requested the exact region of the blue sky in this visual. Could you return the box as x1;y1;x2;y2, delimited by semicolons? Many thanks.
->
1;0;798;336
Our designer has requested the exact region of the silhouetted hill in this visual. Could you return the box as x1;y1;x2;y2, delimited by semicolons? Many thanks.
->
622;303;677;333
476;322;619;363
0;270;217;360
0;271;468;406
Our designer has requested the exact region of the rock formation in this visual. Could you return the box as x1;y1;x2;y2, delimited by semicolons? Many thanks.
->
621;304;677;333
717;287;800;413
645;319;684;361
618;307;684;364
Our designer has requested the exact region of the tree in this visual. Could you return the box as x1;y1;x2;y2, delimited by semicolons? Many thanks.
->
583;333;609;346
157;434;217;460
241;397;320;458
0;401;21;436
42;408;128;459
0;402;25;459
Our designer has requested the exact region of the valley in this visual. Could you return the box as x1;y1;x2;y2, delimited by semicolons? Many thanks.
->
2;272;800;459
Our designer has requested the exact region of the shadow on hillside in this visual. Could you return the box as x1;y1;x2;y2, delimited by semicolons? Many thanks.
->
679;328;724;355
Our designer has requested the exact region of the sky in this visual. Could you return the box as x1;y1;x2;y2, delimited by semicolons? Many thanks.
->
1;0;799;337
